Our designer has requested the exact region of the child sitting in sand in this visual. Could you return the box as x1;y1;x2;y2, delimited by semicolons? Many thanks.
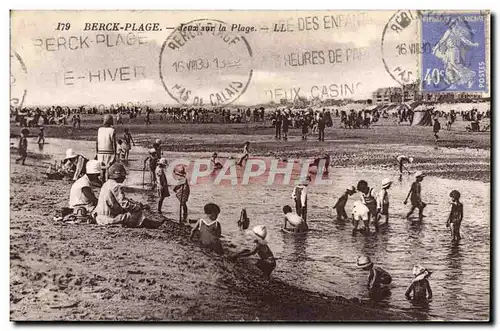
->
352;201;370;235
446;190;463;242
404;171;427;220
211;152;223;170
357;256;392;290
282;205;308;233
190;203;223;254
230;225;276;278
357;180;378;232
405;265;433;301
333;186;356;221
376;178;392;227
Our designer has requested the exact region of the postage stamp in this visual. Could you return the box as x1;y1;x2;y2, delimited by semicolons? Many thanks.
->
420;12;488;92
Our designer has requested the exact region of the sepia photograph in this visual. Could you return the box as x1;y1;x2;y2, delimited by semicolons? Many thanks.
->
9;9;491;322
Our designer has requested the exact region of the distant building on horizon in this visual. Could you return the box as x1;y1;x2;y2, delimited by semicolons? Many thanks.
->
373;84;486;105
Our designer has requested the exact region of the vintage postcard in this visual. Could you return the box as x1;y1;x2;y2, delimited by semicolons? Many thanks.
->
10;10;491;321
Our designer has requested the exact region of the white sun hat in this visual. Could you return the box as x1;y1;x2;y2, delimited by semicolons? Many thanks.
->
65;148;78;160
382;178;393;189
85;160;102;174
252;225;267;240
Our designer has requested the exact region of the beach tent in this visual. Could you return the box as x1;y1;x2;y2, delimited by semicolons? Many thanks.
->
411;106;433;126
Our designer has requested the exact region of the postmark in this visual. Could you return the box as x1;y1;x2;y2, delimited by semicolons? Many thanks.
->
10;51;28;110
159;19;253;107
420;11;488;92
381;10;421;87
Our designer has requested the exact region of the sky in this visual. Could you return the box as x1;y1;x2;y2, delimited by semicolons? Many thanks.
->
10;10;490;107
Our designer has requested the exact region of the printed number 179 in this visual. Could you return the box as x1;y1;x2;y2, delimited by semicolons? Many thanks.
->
56;23;71;30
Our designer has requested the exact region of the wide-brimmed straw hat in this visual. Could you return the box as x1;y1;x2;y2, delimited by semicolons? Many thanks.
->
148;148;156;155
158;158;168;166
252;225;267;240
155;139;161;144
412;265;431;282
65;148;78;160
415;171;425;178
382;178;393;189
408;157;414;163
356;256;373;269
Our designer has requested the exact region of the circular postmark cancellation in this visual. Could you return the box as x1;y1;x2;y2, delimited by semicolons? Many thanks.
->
381;10;486;93
10;51;28;110
159;19;253;107
381;10;422;88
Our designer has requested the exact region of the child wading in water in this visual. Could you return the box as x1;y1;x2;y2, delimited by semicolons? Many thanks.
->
155;158;170;214
116;139;126;163
357;256;392;290
231;225;277;278
352;201;370;235
190;203;223;254
282;205;308;233
211;152;223;170
292;176;309;223
173;165;190;223
405;265;432;302
446;190;463;242
143;148;158;189
377;178;392;226
333;186;356;221
15;128;29;165
404;171;427;220
237;141;250;166
357;180;378;232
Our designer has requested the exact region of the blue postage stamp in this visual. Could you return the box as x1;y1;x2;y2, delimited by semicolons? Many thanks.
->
421;12;487;92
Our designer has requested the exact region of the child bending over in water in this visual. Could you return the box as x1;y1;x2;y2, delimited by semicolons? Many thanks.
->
405;265;432;301
333;186;356;221
446;190;463;242
357;256;392;290
230;225;276;278
282;205;308;233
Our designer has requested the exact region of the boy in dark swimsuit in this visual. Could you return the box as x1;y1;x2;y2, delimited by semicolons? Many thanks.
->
446;190;463;242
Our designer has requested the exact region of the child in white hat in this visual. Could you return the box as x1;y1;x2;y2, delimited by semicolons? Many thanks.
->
405;265;432;301
230;225;276;278
356;256;392;290
376;178;393;228
333;186;356;221
155;158;170;214
404;171;427;220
